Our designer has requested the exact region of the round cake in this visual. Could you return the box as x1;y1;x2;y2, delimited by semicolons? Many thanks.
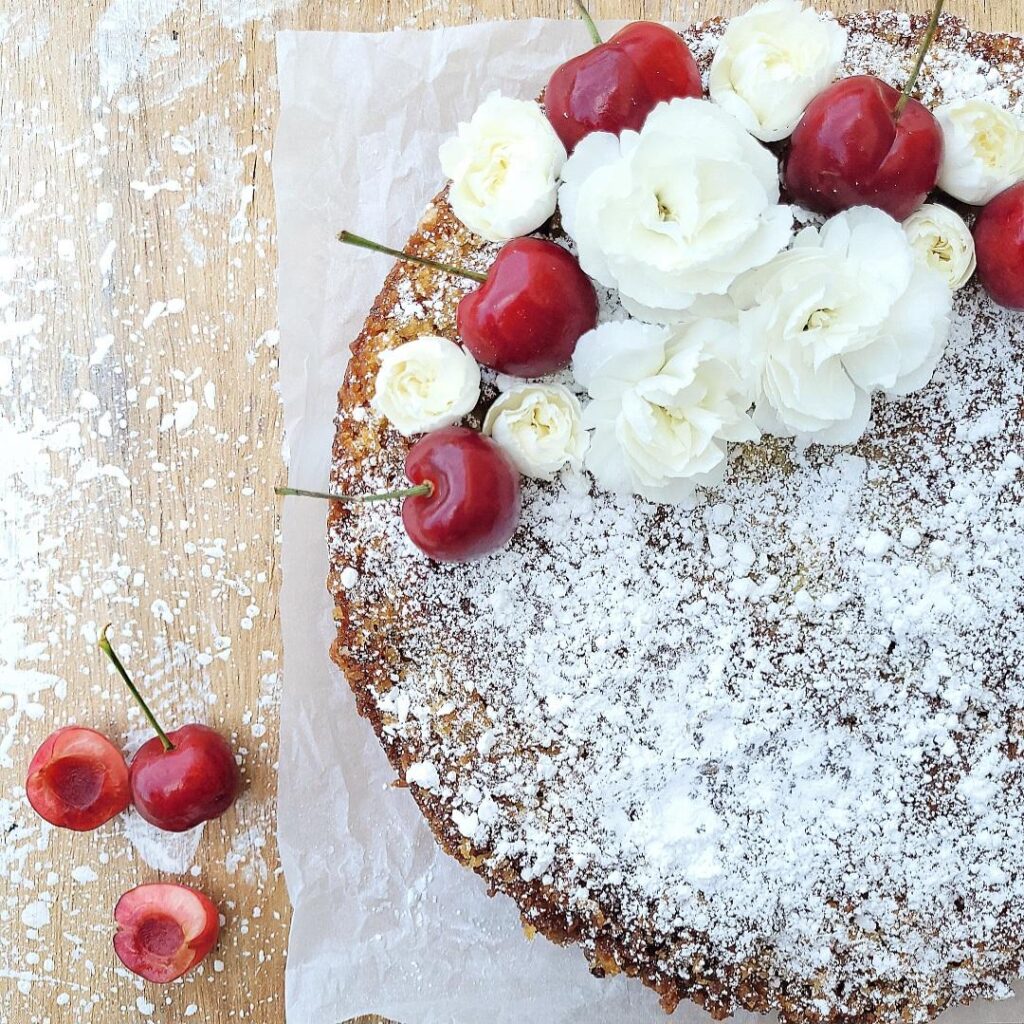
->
327;11;1024;1024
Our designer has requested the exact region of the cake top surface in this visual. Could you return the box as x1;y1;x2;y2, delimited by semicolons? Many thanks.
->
329;11;1024;1024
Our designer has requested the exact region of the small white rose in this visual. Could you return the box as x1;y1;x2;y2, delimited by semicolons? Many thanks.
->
572;319;758;506
560;98;793;323
903;203;977;290
373;335;480;437
439;92;566;242
709;0;847;143
936;97;1024;205
732;206;952;445
482;383;588;480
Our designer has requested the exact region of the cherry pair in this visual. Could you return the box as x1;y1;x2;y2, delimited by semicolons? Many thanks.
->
26;626;239;834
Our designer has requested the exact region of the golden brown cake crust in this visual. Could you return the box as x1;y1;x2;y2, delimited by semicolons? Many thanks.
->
326;13;1024;1024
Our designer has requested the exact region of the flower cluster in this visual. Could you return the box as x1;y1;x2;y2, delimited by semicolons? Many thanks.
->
369;0;1016;518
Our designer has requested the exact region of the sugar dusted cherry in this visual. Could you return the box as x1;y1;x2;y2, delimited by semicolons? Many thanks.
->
544;2;703;152
338;231;597;377
784;0;946;221
277;426;522;563
974;181;1024;310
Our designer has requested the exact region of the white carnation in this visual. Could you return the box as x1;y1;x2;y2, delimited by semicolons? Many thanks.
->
559;98;793;324
732;206;952;445
372;335;480;437
439;92;566;242
936;98;1024;206
709;0;847;143
903;203;977;290
482;383;588;480
571;319;758;506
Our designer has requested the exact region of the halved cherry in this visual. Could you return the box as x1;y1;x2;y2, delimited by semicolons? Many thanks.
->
26;726;130;831
113;882;220;983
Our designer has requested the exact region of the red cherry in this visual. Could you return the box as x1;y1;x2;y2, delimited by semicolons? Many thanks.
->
456;238;598;377
338;231;597;378
98;626;240;833
544;16;702;153
403;427;521;562
130;724;241;833
784;75;943;221
974;181;1024;311
784;1;947;222
113;883;219;983
25;726;130;831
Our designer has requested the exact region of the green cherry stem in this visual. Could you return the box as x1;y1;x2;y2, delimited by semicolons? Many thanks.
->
98;624;174;753
894;0;945;120
337;230;487;284
275;483;433;505
574;0;602;46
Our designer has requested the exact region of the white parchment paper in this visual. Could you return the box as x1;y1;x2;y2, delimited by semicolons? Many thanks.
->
273;21;1022;1024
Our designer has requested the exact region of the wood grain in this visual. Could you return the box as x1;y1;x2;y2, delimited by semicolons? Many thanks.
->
0;2;1017;1023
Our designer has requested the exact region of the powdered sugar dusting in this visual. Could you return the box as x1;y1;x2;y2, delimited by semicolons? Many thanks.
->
331;15;1024;1023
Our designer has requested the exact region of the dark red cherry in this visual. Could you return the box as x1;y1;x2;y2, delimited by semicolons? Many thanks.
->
113;883;220;983
403;427;521;562
974;181;1024;311
784;75;943;222
456;238;598;377
130;724;241;833
26;726;130;831
545;20;702;153
98;626;240;833
338;231;597;378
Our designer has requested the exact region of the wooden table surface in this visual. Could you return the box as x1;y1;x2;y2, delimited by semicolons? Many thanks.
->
1;1;1018;1023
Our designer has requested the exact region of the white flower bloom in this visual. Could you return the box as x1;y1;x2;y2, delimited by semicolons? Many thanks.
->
709;0;847;143
732;206;952;445
571;319;759;505
482;383;588;479
903;203;977;290
439;93;566;242
559;98;793;323
936;98;1024;205
373;335;480;437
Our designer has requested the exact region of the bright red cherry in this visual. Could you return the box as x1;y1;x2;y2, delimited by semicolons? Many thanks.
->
99;626;240;833
974;181;1024;310
544;3;702;153
114;883;220;983
277;427;522;562
403;427;521;562
26;726;130;831
130;724;241;833
784;1;945;222
456;237;598;376
338;231;597;377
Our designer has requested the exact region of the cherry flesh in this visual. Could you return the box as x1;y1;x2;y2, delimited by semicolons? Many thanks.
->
456;238;598;377
403;427;521;563
338;231;597;378
974;181;1024;311
113;883;219;983
98;626;240;833
26;726;130;831
784;75;943;222
131;724;241;833
545;20;703;153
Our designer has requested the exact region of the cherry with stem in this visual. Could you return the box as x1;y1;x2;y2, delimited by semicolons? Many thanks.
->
99;623;240;833
338;229;598;378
